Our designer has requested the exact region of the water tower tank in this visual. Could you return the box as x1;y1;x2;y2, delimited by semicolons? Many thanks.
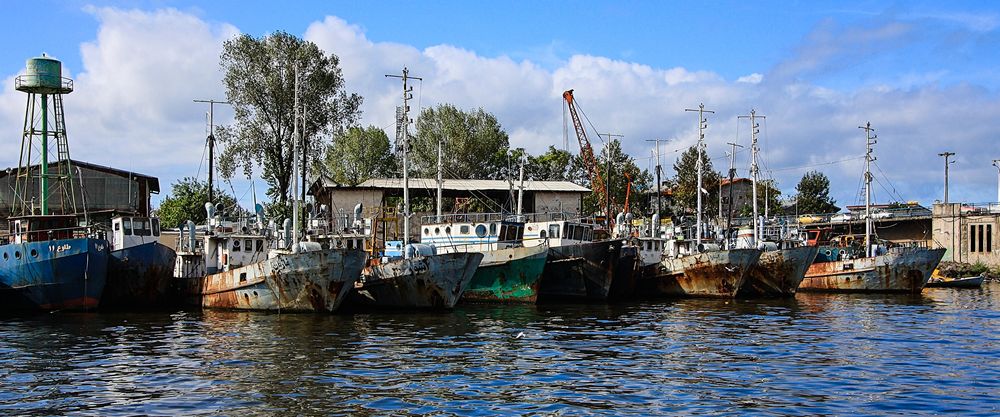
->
15;54;73;94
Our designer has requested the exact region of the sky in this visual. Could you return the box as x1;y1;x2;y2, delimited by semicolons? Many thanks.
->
2;0;999;212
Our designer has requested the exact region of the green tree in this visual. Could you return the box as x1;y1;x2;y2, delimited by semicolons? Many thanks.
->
526;146;578;181
795;170;839;214
671;145;721;217
410;104;509;179
156;177;239;229
217;31;361;216
582;139;652;216
324;126;397;186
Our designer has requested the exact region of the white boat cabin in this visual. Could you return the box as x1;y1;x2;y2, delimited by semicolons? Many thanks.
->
420;215;525;254
523;220;595;248
110;216;161;251
203;233;270;274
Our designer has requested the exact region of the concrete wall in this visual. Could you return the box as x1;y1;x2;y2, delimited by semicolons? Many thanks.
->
532;191;582;216
323;188;386;218
932;203;1000;265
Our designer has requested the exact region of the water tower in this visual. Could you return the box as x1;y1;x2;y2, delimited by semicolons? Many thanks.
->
13;54;77;216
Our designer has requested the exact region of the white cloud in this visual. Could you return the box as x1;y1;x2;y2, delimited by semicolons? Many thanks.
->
737;73;763;84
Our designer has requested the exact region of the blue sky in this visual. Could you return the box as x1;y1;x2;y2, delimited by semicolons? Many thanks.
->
2;0;1000;212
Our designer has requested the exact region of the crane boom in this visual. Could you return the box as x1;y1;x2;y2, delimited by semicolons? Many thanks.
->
562;89;608;215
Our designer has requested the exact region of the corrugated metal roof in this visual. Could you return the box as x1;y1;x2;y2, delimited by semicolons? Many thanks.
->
319;177;589;193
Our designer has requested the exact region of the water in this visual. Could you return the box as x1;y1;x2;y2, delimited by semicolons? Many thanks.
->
2;285;999;416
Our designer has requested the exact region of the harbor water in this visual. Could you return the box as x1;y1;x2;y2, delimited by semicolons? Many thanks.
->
1;285;998;415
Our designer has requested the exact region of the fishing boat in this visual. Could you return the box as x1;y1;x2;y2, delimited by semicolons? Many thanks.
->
101;215;177;309
799;122;945;293
421;214;548;303
525;218;635;301
730;115;818;298
0;55;109;312
172;67;364;312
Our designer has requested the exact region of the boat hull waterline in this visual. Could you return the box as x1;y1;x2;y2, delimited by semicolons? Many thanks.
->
799;247;946;293
103;242;177;309
347;252;484;310
640;248;762;298
0;238;109;311
180;248;366;312
739;246;820;297
461;244;548;303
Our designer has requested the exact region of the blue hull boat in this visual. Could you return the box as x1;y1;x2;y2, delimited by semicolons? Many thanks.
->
0;237;109;311
103;241;177;309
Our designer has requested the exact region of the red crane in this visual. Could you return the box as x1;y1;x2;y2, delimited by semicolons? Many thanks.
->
623;172;633;214
562;89;609;216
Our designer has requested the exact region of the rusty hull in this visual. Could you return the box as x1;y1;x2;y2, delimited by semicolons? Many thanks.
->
346;252;484;310
799;247;945;293
739;246;819;298
640;249;761;298
199;248;365;312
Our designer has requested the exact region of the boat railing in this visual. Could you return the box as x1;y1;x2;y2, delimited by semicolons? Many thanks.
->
421;213;522;224
0;224;100;245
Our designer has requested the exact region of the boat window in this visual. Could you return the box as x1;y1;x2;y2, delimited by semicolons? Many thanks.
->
123;218;132;236
233;240;241;252
460;225;470;235
475;224;488;237
514;225;524;240
244;239;253;252
573;225;585;241
114;221;120;232
584;227;593;242
489;223;497;236
423;227;429;236
152;218;160;236
539;230;547;239
256;240;264;252
549;224;560;239
135;219;151;236
563;224;570;239
445;226;451;234
434;227;440;235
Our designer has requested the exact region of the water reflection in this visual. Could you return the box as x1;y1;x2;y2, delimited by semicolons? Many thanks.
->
1;288;998;415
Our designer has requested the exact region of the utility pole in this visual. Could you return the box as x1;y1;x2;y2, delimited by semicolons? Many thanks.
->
738;109;765;244
598;132;623;226
939;151;955;204
302;104;308;203
685;103;714;248
860;122;877;257
193;99;231;204
386;67;422;246
292;63;301;248
725;141;744;247
993;159;1000;203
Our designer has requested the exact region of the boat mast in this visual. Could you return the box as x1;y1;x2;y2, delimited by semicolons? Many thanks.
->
292;63;300;250
516;151;525;216
386;67;421;246
739;109;764;245
686;104;714;248
725;141;743;248
436;138;442;222
860;121;876;257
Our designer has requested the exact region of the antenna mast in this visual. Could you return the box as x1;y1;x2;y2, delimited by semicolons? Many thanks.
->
685;103;714;248
386;67;422;246
193;99;231;204
860;122;877;257
739;109;765;245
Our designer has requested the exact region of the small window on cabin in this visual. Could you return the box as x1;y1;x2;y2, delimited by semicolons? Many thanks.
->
489;223;497;236
445;226;451;234
114;222;120;232
152;219;160;236
233;240;241;252
584;227;593;242
136;219;151;236
434;227;440;235
549;224;560;239
539;230;547;239
256;240;264;252
123;219;133;236
475;224;488;237
244;239;253;251
423;228;429;235
573;225;585;241
460;225;470;234
514;225;524;241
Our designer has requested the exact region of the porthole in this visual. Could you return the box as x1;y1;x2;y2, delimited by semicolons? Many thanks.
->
445;226;451;234
424;228;429;235
30;249;37;258
475;224;488;238
2;252;7;260
14;251;21;259
435;227;440;235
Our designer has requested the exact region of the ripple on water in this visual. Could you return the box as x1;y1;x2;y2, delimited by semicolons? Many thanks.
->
1;286;999;415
